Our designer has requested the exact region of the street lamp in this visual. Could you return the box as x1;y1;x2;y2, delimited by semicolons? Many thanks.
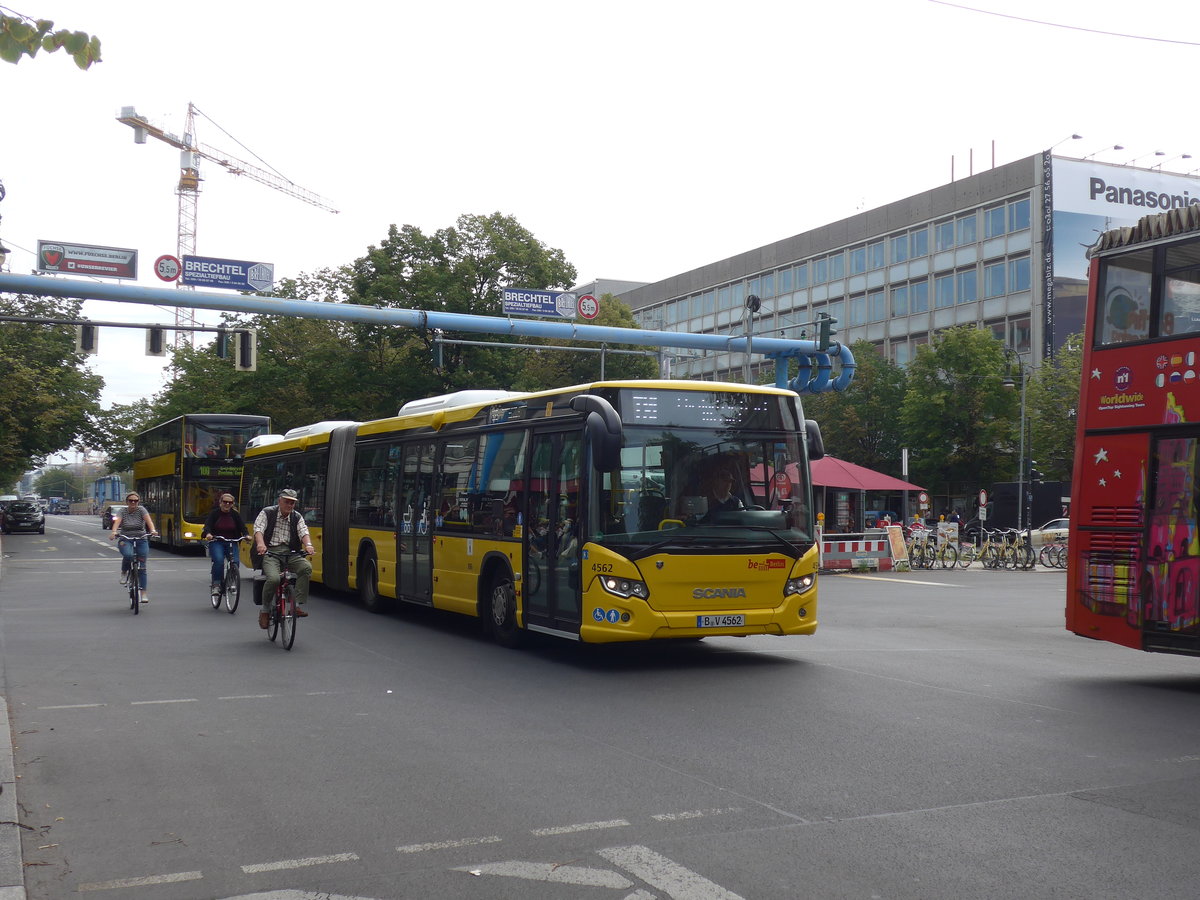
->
1002;348;1029;531
1082;143;1124;160
1125;150;1166;167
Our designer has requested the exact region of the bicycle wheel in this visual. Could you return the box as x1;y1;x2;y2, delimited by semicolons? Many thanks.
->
938;543;958;568
1019;544;1036;571
267;592;280;642
1055;544;1068;569
957;544;975;568
280;586;297;650
224;564;240;614
129;562;140;614
921;543;937;569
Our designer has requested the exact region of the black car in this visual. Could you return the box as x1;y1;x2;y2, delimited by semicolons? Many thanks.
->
2;500;45;534
101;503;123;530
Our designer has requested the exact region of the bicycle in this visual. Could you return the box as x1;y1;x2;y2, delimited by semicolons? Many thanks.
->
262;549;303;650
118;532;157;614
208;535;248;614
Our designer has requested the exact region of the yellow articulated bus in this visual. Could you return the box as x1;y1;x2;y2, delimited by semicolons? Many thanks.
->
240;381;826;646
134;414;272;548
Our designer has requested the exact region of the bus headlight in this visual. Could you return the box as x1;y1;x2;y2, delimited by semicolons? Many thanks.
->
785;574;815;596
600;576;649;600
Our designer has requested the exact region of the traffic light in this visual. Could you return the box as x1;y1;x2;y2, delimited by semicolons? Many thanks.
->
75;323;97;355
146;327;166;356
815;312;838;352
234;328;257;372
215;328;230;359
1028;459;1044;483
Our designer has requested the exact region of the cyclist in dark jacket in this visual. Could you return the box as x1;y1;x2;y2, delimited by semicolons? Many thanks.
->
200;493;249;600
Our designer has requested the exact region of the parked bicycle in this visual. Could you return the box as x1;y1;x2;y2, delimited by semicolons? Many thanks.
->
260;549;302;650
208;535;248;614
1039;540;1068;569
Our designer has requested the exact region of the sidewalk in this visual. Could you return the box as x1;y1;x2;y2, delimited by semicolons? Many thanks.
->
0;538;28;899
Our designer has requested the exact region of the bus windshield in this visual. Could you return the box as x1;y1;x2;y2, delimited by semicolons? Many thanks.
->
591;424;811;552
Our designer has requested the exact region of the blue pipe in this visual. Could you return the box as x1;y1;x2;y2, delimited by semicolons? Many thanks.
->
0;273;856;393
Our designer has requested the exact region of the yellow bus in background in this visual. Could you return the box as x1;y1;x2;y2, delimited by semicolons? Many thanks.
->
133;414;271;548
241;381;825;646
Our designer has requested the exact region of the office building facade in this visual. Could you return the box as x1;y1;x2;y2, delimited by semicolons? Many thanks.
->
616;152;1200;380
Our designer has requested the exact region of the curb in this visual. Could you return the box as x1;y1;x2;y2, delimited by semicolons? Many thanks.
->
0;533;27;898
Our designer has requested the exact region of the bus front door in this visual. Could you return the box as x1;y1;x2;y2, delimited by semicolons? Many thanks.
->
524;431;582;635
398;441;435;604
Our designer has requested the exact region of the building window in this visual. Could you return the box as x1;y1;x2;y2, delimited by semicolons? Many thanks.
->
829;252;845;281
827;300;844;326
732;282;745;305
984;261;1006;297
868;290;886;321
984;205;1006;239
1011;317;1032;352
1008;256;1031;292
956;213;977;246
935;220;955;252
760;273;775;298
779;268;792;294
1009;198;1031;232
911;228;929;257
890;233;909;263
910;280;929;313
935;273;955;308
891;284;909;316
849;294;866;326
718;285;732;309
794;263;808;289
814;257;828;284
868;241;885;270
956;268;977;303
849;246;866;275
892;340;910;367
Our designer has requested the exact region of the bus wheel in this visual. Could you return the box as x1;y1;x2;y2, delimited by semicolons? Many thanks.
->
359;552;386;614
489;572;522;648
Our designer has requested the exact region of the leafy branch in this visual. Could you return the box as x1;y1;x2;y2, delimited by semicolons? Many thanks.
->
0;6;100;69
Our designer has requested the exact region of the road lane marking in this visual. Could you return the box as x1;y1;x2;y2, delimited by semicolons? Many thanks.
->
397;835;502;853
241;852;359;873
218;694;276;700
531;818;630;836
130;698;198;705
454;860;633;888
78;870;203;891
651;807;742;822
38;703;106;710
600;845;745;899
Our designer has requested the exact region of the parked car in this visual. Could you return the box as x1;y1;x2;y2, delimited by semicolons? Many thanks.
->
2;499;45;534
1029;517;1069;547
101;502;123;530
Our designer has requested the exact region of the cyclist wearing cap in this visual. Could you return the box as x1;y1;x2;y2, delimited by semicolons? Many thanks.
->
253;488;315;629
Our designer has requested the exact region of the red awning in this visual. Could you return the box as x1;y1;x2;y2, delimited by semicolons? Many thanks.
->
809;456;925;492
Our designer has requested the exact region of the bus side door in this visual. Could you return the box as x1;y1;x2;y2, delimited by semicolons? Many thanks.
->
524;431;582;634
398;441;435;604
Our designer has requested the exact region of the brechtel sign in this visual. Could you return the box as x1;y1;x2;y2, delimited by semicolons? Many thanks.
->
181;255;275;292
502;288;579;319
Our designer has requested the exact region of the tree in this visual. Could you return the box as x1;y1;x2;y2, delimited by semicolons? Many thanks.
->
510;294;658;391
1027;332;1083;483
35;467;84;500
899;326;1019;500
0;8;100;68
86;399;157;474
350;212;578;398
0;293;103;486
802;340;907;473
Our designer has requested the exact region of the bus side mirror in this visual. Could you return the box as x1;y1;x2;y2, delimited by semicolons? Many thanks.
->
806;419;825;461
570;394;623;472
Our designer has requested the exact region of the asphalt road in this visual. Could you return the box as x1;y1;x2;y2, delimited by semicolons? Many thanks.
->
2;515;1200;899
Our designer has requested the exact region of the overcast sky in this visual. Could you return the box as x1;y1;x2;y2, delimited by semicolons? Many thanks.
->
3;0;1198;415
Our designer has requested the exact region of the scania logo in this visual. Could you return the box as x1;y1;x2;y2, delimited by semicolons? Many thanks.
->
692;587;748;599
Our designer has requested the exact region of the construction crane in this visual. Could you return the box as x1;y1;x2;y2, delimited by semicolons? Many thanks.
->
117;102;338;345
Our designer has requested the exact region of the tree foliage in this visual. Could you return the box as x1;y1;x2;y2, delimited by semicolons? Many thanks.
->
0;293;103;486
1027;332;1083;482
899;326;1019;493
802;340;907;473
0;8;100;68
34;466;84;500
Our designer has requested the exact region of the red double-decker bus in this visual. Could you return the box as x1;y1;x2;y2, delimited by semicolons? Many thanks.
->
1068;205;1200;655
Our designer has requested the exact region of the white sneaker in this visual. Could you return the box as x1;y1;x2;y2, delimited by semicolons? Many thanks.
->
211;583;221;598
140;592;149;604
120;572;129;585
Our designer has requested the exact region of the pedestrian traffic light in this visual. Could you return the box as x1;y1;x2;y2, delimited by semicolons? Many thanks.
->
815;312;838;352
75;323;97;355
146;327;165;356
1028;459;1044;483
234;329;257;372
